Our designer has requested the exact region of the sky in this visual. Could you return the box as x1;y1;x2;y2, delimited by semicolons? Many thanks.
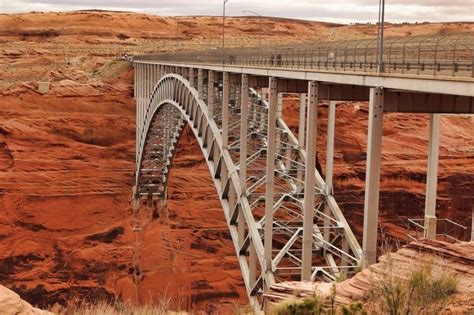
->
1;0;473;24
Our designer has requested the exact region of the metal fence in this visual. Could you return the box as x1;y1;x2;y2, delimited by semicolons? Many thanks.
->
407;218;469;243
135;33;474;78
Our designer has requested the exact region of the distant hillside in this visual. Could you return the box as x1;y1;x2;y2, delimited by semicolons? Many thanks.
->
0;11;472;47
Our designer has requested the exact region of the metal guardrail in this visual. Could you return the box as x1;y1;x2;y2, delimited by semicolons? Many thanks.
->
135;33;474;78
407;218;469;243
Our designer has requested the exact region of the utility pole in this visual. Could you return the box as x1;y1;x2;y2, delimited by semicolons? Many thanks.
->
377;0;385;74
243;10;262;61
223;0;229;64
176;18;179;52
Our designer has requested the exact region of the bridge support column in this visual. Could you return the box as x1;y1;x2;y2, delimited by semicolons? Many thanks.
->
222;72;230;147
264;77;278;274
135;64;140;161
297;93;307;193
424;113;441;240
197;68;204;98
138;63;144;146
249;242;257;288
324;101;337;245
151;65;156;95
298;93;307;148
302;81;319;281
144;64;149;108
239;74;249;193
238;74;249;248
276;93;284;156
208;70;215;117
189;68;195;88
363;87;384;267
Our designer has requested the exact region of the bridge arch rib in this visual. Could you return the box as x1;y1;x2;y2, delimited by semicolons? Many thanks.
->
134;71;362;307
135;73;270;306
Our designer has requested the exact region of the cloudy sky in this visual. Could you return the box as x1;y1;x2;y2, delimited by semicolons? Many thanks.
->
1;0;473;23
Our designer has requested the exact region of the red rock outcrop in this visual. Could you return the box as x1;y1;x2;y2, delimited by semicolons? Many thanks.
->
265;240;474;313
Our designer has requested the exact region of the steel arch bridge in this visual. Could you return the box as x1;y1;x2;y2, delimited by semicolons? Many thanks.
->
132;34;473;308
132;72;362;306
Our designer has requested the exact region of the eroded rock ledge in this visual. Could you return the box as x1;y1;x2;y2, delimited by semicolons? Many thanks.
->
0;285;52;314
264;240;474;313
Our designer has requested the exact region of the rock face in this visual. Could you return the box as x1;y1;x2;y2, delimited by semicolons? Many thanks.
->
0;285;52;315
265;240;474;313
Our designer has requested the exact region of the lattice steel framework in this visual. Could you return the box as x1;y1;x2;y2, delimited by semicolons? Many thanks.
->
134;70;362;307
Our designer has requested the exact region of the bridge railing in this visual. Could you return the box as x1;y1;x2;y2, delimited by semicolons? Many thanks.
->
406;218;469;243
135;33;474;78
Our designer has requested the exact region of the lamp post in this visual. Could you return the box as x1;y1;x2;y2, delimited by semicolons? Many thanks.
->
377;0;385;74
175;18;179;52
222;0;229;64
243;10;262;61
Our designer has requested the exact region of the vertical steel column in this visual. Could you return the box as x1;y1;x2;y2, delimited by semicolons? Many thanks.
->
276;93;284;155
277;93;284;117
424;113;440;240
146;63;150;131
135;63;139;162
362;87;384;266
197;68;204;99
222;72;230;147
153;63;158;89
208;70;215;117
298;93;307;148
238;74;249;247
189;68;195;88
325;101;336;195
302;81;319;281
238;74;250;252
324;101;337;244
296;93;307;193
239;77;249;188
264;77;278;273
138;63;143;146
249;242;257;288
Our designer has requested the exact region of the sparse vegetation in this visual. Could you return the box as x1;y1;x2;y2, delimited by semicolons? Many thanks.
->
367;257;458;314
271;294;324;315
50;299;174;315
271;258;457;315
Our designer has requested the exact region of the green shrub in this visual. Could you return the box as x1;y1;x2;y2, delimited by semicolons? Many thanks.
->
367;258;458;315
272;294;324;315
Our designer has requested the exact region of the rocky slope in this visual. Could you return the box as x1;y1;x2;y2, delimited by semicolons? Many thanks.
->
265;240;474;313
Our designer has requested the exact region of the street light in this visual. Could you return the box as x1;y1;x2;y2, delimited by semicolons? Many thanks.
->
377;0;385;74
243;10;262;61
175;18;179;52
222;0;229;64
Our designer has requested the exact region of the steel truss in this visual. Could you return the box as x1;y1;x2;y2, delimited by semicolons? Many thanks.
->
134;72;362;308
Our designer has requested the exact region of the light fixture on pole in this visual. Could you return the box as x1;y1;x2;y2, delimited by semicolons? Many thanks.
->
243;10;262;60
377;0;385;74
222;0;229;64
